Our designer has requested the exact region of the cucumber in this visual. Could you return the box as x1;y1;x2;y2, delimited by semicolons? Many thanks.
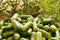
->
0;21;3;29
20;38;29;40
51;37;57;40
30;32;35;40
33;22;38;31
38;29;51;39
11;13;18;20
20;15;31;19
34;17;39;23
17;17;21;22
49;25;57;33
22;21;33;31
42;37;46;40
3;30;14;38
44;25;49;31
12;20;23;31
35;31;43;40
3;24;13;32
37;24;44;29
27;28;32;35
20;20;27;23
7;36;13;40
3;23;11;26
27;16;34;21
42;18;55;25
13;33;20;40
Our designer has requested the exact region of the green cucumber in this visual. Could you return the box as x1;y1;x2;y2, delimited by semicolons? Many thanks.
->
22;21;32;31
38;29;51;39
37;24;44;29
3;30;14;38
20;38;29;40
30;32;35;40
33;22;38;31
35;31;43;40
44;25;49;31
49;25;57;32
42;18;55;25
0;21;3;29
3;24;13;32
27;28;32;35
7;36;13;40
12;20;23;31
13;33;20;40
11;13;18;20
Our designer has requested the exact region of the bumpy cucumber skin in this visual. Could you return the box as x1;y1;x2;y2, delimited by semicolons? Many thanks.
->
38;29;51;39
43;25;49;31
49;25;57;33
42;18;55;25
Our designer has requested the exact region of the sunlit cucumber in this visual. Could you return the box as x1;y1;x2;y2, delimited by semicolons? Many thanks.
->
49;25;57;32
35;31;43;40
27;28;32;35
33;22;38;31
11;13;19;20
12;20;23;31
30;32;35;40
38;29;51;39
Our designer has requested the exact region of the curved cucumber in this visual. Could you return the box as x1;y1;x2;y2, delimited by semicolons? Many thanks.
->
22;21;32;31
38;29;51;39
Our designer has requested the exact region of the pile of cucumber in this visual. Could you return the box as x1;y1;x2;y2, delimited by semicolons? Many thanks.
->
0;13;60;40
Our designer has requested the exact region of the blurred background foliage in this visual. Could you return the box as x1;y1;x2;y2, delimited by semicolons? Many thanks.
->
0;0;60;21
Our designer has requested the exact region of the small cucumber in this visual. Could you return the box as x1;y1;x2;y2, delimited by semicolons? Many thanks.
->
13;33;20;40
